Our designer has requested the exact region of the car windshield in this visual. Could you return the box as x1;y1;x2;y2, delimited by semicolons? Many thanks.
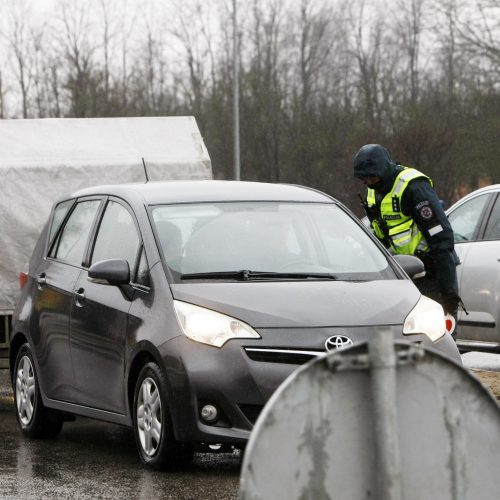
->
151;202;396;282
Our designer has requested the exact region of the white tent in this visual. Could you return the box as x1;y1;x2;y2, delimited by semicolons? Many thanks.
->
0;116;212;312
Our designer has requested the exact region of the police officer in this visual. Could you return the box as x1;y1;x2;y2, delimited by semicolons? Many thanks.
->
353;144;461;338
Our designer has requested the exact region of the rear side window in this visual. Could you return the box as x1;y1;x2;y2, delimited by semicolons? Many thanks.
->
48;199;74;247
91;201;140;271
50;200;101;266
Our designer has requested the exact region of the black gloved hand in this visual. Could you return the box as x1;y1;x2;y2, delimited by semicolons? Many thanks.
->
365;205;380;222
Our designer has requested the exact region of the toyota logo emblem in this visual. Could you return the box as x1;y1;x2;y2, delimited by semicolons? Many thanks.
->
325;335;353;352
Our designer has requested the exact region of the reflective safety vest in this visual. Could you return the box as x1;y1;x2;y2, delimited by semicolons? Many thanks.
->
367;167;431;255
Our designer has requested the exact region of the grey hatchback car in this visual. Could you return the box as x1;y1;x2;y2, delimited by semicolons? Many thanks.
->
10;180;460;470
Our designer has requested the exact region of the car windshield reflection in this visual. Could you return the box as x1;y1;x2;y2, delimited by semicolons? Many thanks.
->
152;202;395;282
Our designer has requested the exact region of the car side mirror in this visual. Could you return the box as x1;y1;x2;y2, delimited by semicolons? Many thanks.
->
88;258;130;285
393;254;426;280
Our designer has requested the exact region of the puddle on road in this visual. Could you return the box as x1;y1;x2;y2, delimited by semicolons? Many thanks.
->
0;410;241;500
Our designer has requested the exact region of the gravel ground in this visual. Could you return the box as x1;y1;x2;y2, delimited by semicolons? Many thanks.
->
0;368;13;410
472;370;500;400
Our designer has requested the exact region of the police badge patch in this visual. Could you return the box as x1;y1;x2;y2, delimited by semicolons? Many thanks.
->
415;200;429;209
420;205;433;220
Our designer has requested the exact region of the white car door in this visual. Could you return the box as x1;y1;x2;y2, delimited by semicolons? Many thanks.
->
448;190;500;348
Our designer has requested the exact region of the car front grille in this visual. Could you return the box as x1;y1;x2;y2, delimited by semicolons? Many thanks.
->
244;347;324;365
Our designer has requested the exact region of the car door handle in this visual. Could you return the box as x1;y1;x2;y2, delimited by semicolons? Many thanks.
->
74;288;85;305
36;273;46;289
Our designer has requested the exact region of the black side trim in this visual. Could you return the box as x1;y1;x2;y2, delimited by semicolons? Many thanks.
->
458;320;495;329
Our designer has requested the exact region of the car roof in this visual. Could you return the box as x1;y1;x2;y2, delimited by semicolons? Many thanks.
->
447;184;500;212
69;180;334;205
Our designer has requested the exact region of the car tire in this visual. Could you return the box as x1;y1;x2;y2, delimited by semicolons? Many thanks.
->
133;362;193;470
13;343;64;438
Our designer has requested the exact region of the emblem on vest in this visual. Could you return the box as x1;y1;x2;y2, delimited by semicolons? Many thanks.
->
392;196;400;212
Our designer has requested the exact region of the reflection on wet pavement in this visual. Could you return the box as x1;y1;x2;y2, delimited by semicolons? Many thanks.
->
0;408;240;499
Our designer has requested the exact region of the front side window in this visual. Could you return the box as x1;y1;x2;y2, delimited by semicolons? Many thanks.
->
448;193;490;242
92;201;140;271
483;195;500;240
152;202;396;282
50;200;101;266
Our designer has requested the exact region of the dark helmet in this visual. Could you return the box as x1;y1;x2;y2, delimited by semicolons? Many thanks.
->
352;144;399;193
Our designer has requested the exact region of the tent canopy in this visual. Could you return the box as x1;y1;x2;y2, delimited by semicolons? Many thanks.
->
0;116;212;312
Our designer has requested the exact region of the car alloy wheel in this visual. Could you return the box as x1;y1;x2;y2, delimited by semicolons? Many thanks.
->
136;376;162;457
13;343;63;438
133;362;193;470
16;354;36;425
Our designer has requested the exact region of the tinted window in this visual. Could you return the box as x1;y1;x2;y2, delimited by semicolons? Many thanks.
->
152;202;396;282
51;200;101;266
448;194;490;242
483;195;500;240
49;199;74;247
92;201;140;270
154;220;185;272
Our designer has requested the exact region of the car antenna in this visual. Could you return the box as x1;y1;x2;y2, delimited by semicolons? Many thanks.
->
142;157;149;183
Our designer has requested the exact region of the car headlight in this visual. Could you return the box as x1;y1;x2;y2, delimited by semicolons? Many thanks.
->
403;295;446;343
173;300;261;347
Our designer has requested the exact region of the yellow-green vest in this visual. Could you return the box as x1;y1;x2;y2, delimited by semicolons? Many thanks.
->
367;167;431;255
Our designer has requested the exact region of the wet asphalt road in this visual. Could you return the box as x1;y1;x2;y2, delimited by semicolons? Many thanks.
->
1;351;499;500
0;371;240;500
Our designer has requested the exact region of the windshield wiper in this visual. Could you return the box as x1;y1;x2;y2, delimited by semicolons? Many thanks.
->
180;270;337;281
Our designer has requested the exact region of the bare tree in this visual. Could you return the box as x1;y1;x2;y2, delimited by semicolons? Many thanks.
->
395;0;427;105
0;0;497;200
433;0;460;100
98;0;115;106
171;0;228;120
174;5;206;116
5;0;35;118
457;0;500;74
349;0;385;129
31;24;49;117
295;0;333;113
129;1;175;114
241;0;287;182
55;0;98;117
48;59;63;117
118;0;138;111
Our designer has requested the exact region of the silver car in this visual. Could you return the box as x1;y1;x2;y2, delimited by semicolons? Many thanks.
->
447;184;500;351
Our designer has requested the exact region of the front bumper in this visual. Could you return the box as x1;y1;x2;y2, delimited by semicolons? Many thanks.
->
159;325;459;443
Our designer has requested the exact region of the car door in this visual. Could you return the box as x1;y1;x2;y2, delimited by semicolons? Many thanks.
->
448;191;500;346
69;198;142;414
30;198;103;401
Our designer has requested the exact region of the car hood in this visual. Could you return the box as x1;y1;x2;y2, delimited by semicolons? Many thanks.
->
170;280;420;328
